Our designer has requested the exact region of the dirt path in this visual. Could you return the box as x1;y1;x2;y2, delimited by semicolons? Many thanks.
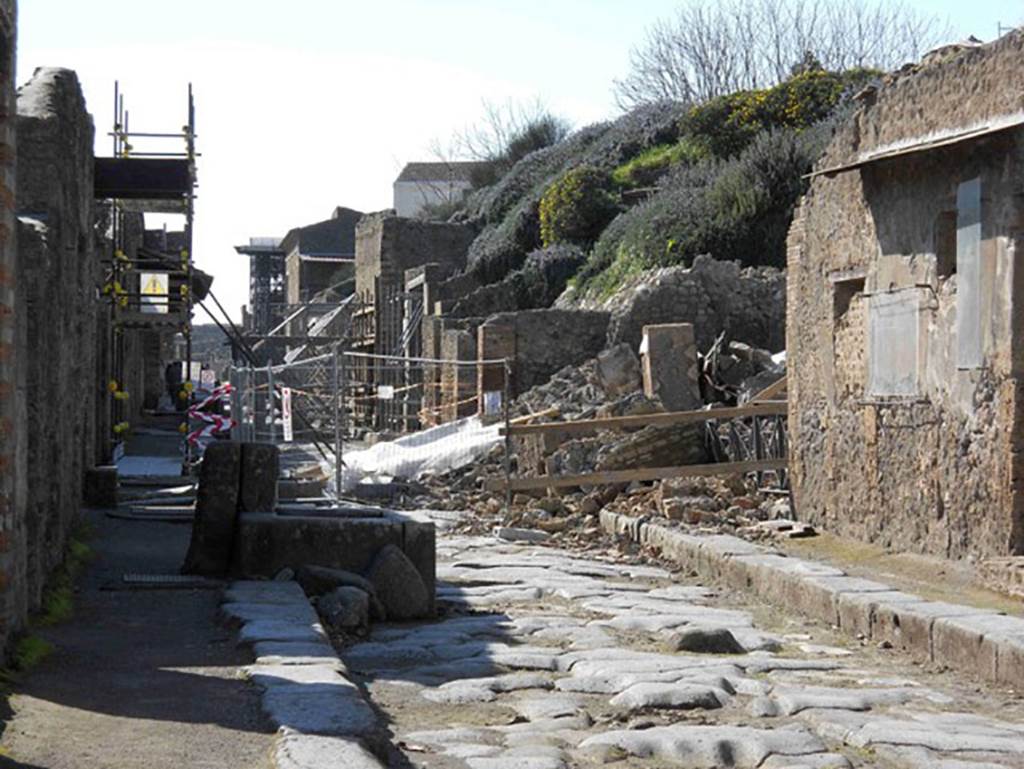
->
0;506;275;769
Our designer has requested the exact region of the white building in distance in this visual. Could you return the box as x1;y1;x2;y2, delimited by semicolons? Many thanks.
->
392;161;487;218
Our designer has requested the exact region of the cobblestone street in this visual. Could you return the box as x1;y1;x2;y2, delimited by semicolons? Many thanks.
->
345;533;1024;769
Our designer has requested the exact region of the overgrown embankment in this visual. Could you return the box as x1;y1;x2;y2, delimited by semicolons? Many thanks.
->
445;68;875;311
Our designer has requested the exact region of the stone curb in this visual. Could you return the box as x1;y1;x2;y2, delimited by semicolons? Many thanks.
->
221;581;388;769
599;510;1024;690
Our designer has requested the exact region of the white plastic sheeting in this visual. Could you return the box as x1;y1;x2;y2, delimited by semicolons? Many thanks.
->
335;416;501;492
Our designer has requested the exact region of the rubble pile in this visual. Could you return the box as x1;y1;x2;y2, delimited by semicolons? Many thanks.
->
397;335;799;552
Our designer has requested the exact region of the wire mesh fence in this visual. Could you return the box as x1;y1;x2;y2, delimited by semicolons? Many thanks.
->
227;348;510;498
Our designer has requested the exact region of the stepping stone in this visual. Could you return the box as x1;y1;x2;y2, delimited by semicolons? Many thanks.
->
610;682;729;711
663;627;746;654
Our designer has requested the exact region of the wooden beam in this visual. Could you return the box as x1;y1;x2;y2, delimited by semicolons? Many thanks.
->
509;407;560;426
485;458;788;492
749;375;787;403
501;401;788;438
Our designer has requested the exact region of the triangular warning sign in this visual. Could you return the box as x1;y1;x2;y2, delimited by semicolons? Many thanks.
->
142;275;165;294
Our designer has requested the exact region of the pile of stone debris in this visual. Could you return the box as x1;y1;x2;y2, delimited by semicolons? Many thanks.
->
282;546;434;640
401;338;808;548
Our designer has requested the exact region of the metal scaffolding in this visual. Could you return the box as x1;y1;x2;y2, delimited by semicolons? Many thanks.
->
94;81;199;465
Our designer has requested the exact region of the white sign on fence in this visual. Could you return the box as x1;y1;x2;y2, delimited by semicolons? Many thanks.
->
483;390;503;416
377;385;395;400
281;387;294;442
139;272;169;314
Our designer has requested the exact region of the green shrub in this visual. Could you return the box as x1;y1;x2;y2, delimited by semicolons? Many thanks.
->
539;166;619;248
681;68;876;158
576;124;833;296
611;138;707;188
12;635;53;672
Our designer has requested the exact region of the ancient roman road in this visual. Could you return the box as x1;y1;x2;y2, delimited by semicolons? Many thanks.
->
347;533;1024;769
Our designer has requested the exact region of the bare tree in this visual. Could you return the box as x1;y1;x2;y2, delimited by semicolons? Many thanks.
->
429;97;571;190
614;0;954;109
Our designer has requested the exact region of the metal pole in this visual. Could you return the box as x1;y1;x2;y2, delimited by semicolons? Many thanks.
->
333;344;342;498
266;363;276;444
229;366;240;441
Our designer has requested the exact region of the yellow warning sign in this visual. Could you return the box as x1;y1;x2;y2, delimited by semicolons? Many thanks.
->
139;272;168;314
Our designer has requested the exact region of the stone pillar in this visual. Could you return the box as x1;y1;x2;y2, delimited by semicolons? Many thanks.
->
440;329;476;423
421;316;446;426
641;323;701;412
477;321;515;417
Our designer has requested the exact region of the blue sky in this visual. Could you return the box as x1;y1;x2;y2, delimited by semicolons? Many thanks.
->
16;1;1023;320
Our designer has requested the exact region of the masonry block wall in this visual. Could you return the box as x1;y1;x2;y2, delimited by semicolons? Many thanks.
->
480;309;611;397
14;67;100;619
787;31;1024;560
355;213;475;297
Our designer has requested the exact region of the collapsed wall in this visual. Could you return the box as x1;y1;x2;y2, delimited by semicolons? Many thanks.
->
10;67;101;626
562;255;786;353
477;309;611;397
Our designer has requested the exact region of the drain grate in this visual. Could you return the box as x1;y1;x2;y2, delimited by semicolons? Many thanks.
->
121;573;223;589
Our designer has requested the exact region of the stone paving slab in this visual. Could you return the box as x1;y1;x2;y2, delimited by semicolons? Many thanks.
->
600;510;1024;688
274;728;385;769
223;580;388;769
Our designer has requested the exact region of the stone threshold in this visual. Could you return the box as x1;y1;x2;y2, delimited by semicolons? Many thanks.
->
220;580;388;769
599;510;1024;690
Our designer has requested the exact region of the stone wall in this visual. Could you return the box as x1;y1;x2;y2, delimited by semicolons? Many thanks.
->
479;309;611;397
562;255;786;353
355;213;475;297
421;315;481;425
788;31;1024;560
0;1;19;651
11;66;101;630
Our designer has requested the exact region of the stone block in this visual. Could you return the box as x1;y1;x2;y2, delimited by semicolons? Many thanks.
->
836;589;922;639
278;477;326;501
239;442;279;512
182;442;242;576
234;513;403;578
640;323;701;412
232;513;436;610
596;343;641;397
932;613;1024;682
366;544;431;621
402;520;437;614
993;633;1024;688
83;465;118;508
783;576;892;629
872;600;990;660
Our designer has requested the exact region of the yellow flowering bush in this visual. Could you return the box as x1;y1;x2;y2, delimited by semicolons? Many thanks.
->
539;166;619;248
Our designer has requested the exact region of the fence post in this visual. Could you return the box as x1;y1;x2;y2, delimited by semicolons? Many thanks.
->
333;344;342;498
266;363;276;444
503;358;513;512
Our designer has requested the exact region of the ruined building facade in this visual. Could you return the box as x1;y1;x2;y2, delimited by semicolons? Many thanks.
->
788;32;1024;559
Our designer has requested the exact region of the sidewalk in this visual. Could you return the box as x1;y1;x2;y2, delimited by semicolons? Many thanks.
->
0;430;274;769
